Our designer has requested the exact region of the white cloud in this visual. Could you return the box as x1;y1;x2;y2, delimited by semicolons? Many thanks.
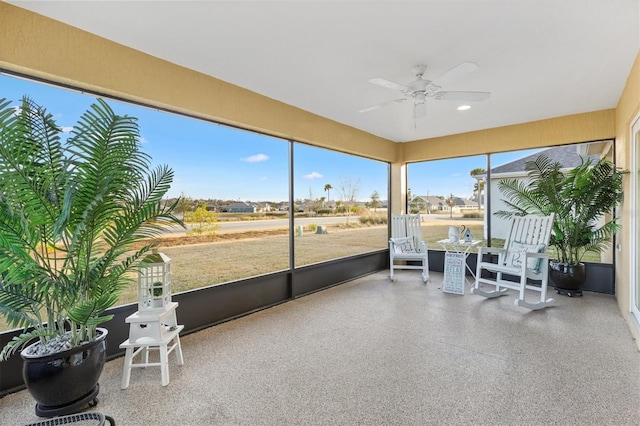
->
60;126;74;133
304;171;323;179
241;153;269;163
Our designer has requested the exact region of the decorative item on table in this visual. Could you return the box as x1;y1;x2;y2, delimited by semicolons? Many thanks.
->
462;227;473;243
448;225;466;242
138;250;172;311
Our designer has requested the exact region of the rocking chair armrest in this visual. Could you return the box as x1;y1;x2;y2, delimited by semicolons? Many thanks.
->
477;246;506;256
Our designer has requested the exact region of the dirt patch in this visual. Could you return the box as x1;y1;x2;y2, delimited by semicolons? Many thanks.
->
149;228;289;248
136;223;376;250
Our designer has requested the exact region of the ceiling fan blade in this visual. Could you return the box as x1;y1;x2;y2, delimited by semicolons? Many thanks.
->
432;62;479;87
433;91;490;102
368;78;408;92
358;98;407;113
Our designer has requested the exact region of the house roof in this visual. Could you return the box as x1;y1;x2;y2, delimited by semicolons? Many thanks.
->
416;195;477;207
451;197;478;207
416;196;447;207
491;145;601;175
225;202;255;209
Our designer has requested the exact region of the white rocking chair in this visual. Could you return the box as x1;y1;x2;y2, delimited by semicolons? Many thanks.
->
389;214;429;283
471;213;555;310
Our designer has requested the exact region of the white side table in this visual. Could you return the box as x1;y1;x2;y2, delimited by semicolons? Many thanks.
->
120;302;184;388
437;239;482;292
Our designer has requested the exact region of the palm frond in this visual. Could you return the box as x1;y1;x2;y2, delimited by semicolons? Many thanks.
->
0;96;184;356
0;327;57;361
495;153;625;265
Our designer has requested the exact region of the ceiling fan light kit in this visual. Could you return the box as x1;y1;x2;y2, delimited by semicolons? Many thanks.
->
361;61;491;120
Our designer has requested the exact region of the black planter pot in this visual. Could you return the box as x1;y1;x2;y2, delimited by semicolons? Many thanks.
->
549;261;587;297
21;328;108;417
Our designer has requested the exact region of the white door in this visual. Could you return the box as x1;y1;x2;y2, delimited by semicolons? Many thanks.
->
632;114;640;326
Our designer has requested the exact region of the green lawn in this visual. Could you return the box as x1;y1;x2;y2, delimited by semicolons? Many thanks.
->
0;222;605;332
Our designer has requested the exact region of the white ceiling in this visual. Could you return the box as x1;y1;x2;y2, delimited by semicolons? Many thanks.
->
8;0;640;143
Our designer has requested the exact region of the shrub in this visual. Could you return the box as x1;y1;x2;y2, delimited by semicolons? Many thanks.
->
359;215;388;225
462;211;483;219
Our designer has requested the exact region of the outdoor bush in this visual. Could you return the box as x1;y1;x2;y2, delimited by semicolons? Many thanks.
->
359;215;388;225
185;204;220;235
462;212;483;219
308;223;318;232
266;211;288;217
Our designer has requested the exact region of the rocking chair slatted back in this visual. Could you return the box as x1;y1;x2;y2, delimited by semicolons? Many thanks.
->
391;214;423;247
472;213;555;310
389;214;429;283
499;214;555;265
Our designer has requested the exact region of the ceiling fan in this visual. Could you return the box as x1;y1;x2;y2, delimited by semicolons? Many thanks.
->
359;62;490;119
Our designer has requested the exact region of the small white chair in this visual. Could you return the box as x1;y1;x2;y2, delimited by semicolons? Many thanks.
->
471;213;555;310
389;214;429;283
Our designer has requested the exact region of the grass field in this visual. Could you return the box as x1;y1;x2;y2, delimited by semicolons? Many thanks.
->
121;222;487;305
0;220;602;332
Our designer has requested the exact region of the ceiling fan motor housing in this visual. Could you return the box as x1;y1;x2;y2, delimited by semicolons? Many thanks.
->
361;61;490;117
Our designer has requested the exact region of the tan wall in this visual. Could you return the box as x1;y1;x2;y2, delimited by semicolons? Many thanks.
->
0;3;396;163
614;51;640;348
402;110;616;162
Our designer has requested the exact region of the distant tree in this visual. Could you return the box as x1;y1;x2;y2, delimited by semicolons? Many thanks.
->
336;177;361;224
470;168;486;210
185;203;220;235
370;190;381;212
324;183;333;208
176;192;194;214
412;196;425;214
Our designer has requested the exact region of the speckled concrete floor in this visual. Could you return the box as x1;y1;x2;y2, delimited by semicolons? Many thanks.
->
3;271;640;426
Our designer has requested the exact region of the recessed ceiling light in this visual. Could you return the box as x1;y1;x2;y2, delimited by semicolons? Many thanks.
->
457;105;471;111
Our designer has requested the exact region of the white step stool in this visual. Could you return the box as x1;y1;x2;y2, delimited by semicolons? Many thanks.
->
120;302;184;388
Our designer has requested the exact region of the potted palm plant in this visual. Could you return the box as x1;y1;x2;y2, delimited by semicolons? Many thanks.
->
0;96;183;416
495;153;625;296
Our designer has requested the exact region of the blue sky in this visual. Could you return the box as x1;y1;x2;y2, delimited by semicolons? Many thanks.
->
1;73;535;202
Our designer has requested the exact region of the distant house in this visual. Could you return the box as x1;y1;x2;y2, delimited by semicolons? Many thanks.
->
480;144;603;239
415;195;477;213
223;202;257;213
255;203;272;213
416;195;449;212
450;197;479;212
